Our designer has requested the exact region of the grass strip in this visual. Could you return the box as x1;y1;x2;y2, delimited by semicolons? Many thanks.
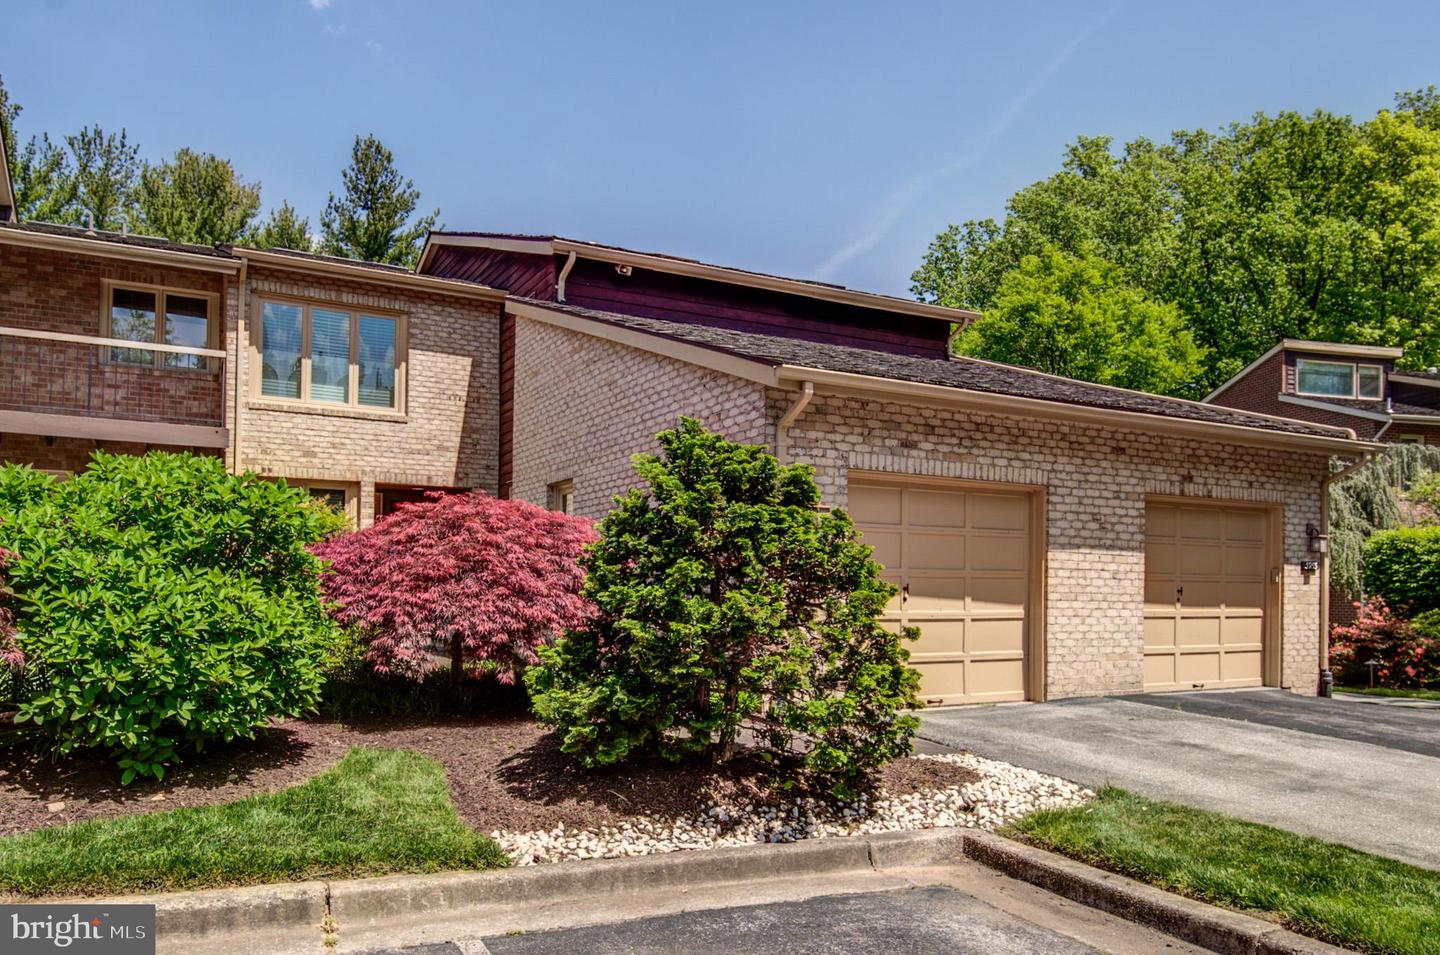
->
1013;787;1440;955
0;747;507;896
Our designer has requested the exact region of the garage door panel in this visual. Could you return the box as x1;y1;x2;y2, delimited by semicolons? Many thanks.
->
908;532;967;571
879;573;904;614
970;493;1028;531
907;619;965;656
849;485;902;525
1177;616;1220;646
967;575;1027;611
1144;618;1176;648
1178;545;1223;576
865;531;903;571
1222;650;1262;682
907;489;966;527
968;659;1026;700
1144;501;1270;692
967;617;1025;654
906;574;967;612
854;479;1031;705
969;535;1028;572
1177;651;1222;684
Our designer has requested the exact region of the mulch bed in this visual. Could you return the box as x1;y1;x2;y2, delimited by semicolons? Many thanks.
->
0;716;976;838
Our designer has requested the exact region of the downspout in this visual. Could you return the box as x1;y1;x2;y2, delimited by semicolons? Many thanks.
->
775;381;814;464
230;256;248;473
556;250;577;303
1318;448;1376;696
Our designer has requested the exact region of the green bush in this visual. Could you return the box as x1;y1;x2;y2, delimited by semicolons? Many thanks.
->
527;418;921;797
0;452;341;782
1363;526;1440;616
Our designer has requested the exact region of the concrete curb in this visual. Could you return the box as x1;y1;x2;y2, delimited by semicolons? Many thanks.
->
105;827;964;948
962;830;1352;955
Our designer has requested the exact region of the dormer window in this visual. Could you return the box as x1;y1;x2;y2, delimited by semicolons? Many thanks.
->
1296;359;1383;400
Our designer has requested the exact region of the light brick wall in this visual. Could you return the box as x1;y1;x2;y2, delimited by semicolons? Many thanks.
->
769;390;1330;699
232;265;501;525
509;317;769;517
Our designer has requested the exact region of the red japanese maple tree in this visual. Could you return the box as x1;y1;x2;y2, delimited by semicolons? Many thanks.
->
313;492;596;683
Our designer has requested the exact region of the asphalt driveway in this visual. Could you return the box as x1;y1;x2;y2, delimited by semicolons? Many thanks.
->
919;688;1440;870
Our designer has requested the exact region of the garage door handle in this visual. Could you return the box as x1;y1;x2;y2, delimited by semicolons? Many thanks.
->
1176;586;1184;599
902;581;909;603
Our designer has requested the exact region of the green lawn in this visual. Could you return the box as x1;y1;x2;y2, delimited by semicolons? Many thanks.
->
1013;787;1440;955
0;747;507;896
1339;685;1440;701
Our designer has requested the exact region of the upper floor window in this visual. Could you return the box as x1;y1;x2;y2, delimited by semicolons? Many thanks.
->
1295;359;1383;400
105;282;216;369
257;299;404;410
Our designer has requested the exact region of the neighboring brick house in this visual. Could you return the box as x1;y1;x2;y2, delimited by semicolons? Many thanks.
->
1204;338;1440;444
417;232;1377;703
0;124;1382;704
0;221;505;528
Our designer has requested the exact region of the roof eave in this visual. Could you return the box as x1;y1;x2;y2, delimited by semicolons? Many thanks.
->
0;225;240;273
776;365;1372;456
1282;339;1405;359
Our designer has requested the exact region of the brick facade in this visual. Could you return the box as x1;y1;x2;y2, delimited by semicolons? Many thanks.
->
231;265;502;526
0;245;226;430
509;316;769;517
772;391;1330;699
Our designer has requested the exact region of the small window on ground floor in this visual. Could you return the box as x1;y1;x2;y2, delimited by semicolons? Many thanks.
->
1397;435;1426;445
278;479;359;527
548;479;575;515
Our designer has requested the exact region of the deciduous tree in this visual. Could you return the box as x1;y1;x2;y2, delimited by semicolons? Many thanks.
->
312;492;595;684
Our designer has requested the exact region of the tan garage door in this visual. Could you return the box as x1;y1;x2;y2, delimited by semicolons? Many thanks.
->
1144;501;1270;692
850;479;1031;705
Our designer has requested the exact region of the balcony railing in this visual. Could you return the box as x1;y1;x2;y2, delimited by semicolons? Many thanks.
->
0;325;226;428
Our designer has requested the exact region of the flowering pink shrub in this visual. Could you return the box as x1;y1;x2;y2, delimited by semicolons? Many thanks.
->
312;492;596;683
1330;597;1440;688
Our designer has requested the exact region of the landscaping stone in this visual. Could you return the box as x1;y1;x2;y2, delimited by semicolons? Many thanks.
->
492;754;1092;866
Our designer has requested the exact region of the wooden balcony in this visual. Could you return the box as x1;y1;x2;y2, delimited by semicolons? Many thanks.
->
0;326;229;448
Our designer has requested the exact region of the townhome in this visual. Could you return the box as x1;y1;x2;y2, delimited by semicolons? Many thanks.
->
0;220;505;528
0;145;1383;704
1204;338;1440;444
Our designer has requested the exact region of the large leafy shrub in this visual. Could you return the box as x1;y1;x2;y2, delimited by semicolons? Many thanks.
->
1363;526;1440;616
0;453;340;782
312;492;595;684
527;418;921;797
1331;598;1440;689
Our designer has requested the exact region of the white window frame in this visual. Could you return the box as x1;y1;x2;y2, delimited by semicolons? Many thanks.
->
101;280;220;371
1295;359;1384;400
253;296;407;412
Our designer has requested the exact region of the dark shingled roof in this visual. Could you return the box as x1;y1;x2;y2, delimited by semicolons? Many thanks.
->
4;219;234;258
517;298;1355;441
1390;401;1440;418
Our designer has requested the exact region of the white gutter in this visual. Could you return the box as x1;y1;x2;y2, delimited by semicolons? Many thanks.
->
1318;449;1377;696
232;247;505;302
556;250;577;303
775;381;814;463
0;227;240;273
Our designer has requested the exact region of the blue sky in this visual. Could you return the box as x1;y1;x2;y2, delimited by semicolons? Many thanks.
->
5;1;1440;295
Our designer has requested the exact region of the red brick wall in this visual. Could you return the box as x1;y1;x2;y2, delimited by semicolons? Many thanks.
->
0;433;220;473
0;246;227;426
1209;351;1383;439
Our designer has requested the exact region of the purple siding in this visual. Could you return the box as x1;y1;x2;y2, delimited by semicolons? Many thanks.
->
424;247;952;358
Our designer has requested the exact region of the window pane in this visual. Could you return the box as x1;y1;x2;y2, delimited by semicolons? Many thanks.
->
1358;365;1382;398
357;315;397;408
110;287;157;365
1297;361;1354;397
261;302;303;399
307;487;348;513
310;308;351;404
163;294;210;370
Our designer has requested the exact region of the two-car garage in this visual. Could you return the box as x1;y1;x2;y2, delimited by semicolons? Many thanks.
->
851;473;1281;705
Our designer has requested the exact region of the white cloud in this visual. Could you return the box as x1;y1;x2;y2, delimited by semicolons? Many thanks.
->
812;1;1126;282
365;39;384;54
308;0;333;10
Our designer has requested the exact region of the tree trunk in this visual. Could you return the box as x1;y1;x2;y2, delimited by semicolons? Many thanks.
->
714;675;741;763
450;634;464;683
